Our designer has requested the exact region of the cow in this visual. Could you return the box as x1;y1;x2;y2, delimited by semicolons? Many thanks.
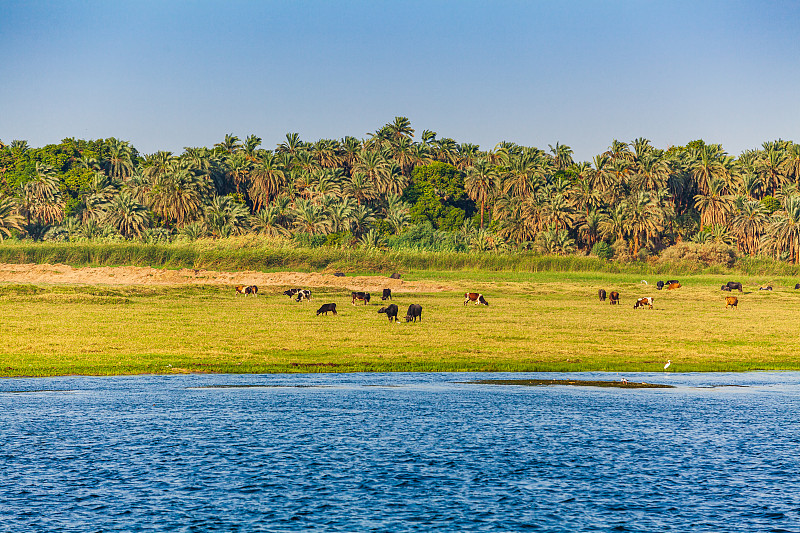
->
667;282;681;290
598;289;607;301
609;291;620;305
666;280;679;285
404;304;422;322
283;288;301;298
634;297;654;309
378;304;399;322
381;288;392;300
725;281;743;292
316;303;337;316
464;292;489;306
352;292;371;305
726;296;738;309
333;272;345;277
295;289;312;301
656;281;665;290
244;285;258;296
389;273;402;279
759;286;773;291
795;283;800;290
235;285;246;295
721;285;732;291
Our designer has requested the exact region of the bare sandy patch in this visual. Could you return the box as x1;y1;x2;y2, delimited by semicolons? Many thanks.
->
0;263;453;293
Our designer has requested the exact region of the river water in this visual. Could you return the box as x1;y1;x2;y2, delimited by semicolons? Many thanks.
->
1;372;799;532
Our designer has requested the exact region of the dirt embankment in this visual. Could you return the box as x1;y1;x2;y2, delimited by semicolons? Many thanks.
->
0;263;453;293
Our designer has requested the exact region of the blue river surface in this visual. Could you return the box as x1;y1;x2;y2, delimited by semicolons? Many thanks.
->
2;371;800;532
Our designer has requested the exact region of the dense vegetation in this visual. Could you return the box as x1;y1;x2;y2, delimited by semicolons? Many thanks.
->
2;118;800;265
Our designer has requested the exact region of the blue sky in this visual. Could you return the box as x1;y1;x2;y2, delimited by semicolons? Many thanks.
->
1;0;798;161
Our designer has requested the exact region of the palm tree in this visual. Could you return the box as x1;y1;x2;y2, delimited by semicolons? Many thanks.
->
214;134;241;154
387;116;414;141
624;191;665;256
548;142;574;171
689;144;731;194
105;192;150;239
105;138;134;180
349;204;376;237
226;153;252;196
243;135;262;160
21;163;65;229
148;167;208;227
577;208;606;251
781;143;800;185
694;178;734;227
761;195;800;262
328;197;356;233
248;152;286;211
251;205;291;237
0;196;24;240
204;195;250;238
343;172;377;205
758;141;789;196
465;159;497;228
291;198;331;235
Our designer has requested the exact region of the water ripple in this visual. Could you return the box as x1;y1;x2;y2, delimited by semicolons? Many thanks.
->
2;372;800;531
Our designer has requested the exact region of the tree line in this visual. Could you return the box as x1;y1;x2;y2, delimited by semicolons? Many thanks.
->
1;117;800;262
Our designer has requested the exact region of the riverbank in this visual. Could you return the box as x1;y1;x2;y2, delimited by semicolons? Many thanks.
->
1;267;799;377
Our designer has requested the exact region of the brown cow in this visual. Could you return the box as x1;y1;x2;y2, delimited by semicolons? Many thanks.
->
667;282;681;290
244;285;258;296
634;297;653;309
234;285;246;295
464;293;489;306
726;296;738;309
609;291;620;305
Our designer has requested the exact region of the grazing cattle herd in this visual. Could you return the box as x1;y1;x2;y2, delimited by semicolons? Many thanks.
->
597;277;800;310
231;272;799;328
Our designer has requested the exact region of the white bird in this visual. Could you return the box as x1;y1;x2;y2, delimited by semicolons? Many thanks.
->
641;280;648;284
664;360;671;370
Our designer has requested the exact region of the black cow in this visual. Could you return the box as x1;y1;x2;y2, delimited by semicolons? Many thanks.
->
795;283;800;290
378;304;399;322
316;303;337;316
333;272;345;277
656;281;665;290
726;281;743;292
721;285;732;291
598;289;607;301
404;304;423;322
381;288;392;300
389;273;401;279
245;285;258;296
666;280;679;285
352;292;371;305
609;291;620;305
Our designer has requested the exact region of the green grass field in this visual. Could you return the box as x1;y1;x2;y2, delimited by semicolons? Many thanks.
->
1;271;799;377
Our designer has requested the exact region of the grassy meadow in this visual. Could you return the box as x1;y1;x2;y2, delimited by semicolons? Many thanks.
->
1;270;799;377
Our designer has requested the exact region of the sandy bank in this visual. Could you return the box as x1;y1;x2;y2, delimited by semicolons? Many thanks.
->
0;263;453;293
